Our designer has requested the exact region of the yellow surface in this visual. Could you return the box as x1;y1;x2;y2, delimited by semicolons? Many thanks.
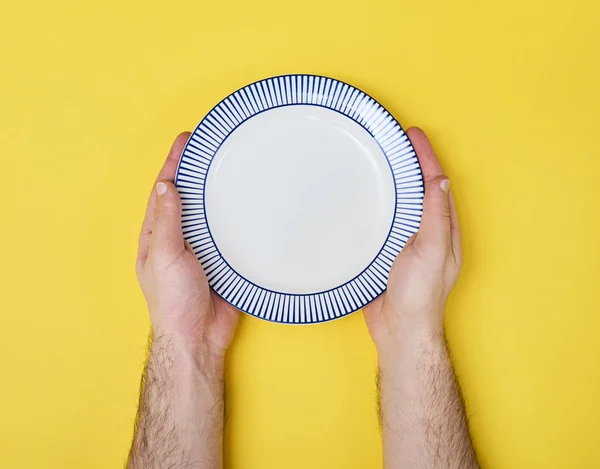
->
1;0;599;467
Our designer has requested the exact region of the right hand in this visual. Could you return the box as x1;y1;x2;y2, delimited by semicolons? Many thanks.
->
363;127;462;351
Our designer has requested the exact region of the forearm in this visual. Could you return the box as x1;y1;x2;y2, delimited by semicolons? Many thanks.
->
127;333;225;469
378;328;478;469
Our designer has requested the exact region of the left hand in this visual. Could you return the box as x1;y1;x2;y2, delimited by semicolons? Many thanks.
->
136;133;239;369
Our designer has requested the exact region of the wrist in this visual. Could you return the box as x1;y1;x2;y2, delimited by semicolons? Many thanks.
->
375;317;446;370
150;328;226;382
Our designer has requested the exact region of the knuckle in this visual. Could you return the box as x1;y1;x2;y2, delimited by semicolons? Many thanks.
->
426;174;448;188
151;244;187;275
154;243;179;261
135;259;145;280
415;237;452;263
431;246;449;265
162;197;181;212
439;205;451;218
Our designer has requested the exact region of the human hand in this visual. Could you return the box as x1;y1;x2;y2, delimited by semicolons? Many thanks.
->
363;127;462;351
136;133;239;370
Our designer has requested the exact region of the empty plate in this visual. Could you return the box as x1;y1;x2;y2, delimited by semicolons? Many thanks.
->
175;75;423;324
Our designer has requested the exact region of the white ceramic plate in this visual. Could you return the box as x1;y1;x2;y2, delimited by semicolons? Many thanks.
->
175;75;423;324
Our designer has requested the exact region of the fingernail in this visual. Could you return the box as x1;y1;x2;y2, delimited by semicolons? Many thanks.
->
440;179;450;193
156;182;167;196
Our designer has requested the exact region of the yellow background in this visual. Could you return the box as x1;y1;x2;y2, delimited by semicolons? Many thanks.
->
1;0;599;467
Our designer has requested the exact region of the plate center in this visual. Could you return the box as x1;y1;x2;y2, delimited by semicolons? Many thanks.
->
205;105;395;294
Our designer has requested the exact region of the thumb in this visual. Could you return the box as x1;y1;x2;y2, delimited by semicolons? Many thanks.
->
151;181;184;256
418;176;451;245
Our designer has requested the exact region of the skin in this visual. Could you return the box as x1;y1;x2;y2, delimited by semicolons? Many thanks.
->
364;127;479;468
127;132;239;469
127;128;478;469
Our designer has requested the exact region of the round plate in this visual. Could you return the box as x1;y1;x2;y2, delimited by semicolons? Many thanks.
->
175;75;423;324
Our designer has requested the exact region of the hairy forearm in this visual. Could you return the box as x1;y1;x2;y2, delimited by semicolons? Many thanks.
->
127;333;225;469
378;329;479;469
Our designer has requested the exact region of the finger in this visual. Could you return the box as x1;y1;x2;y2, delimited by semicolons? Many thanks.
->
406;127;451;245
210;291;240;348
448;189;463;266
184;240;195;255
151;180;185;257
154;132;191;183
403;232;417;249
211;291;239;317
140;132;190;238
420;176;451;244
137;132;190;265
362;293;389;348
407;127;444;183
363;294;384;318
